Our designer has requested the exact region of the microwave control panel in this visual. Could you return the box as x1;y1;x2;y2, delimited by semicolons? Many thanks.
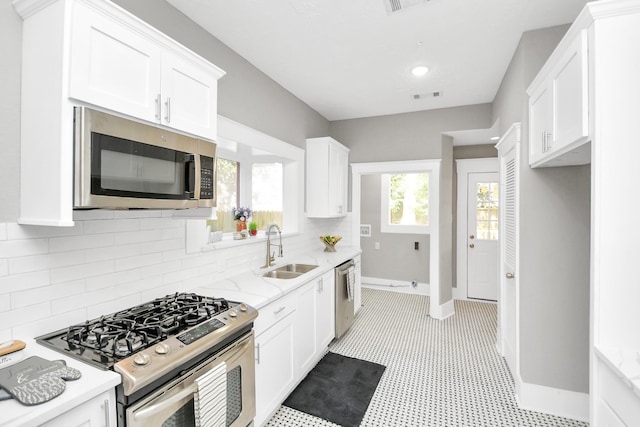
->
200;156;214;199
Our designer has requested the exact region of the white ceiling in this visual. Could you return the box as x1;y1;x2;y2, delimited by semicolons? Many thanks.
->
168;0;590;141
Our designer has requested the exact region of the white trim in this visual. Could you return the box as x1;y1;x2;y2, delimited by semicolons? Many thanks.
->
515;377;590;423
352;159;442;319
455;158;499;302
362;276;429;296
430;298;455;320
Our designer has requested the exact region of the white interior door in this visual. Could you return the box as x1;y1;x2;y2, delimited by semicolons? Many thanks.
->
496;123;520;376
467;173;499;301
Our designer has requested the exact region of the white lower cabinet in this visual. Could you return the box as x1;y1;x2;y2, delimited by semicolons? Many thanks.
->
42;389;116;427
254;294;297;427
255;270;337;426
296;271;335;377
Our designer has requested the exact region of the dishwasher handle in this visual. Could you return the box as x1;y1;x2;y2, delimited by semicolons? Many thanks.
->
336;260;355;275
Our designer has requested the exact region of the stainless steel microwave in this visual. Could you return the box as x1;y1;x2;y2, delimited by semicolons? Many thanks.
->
74;107;216;210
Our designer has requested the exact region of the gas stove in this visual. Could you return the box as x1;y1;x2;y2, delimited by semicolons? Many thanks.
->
36;292;258;398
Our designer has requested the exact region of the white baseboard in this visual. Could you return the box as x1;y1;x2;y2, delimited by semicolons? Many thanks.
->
362;276;429;296
514;377;589;422
429;298;455;320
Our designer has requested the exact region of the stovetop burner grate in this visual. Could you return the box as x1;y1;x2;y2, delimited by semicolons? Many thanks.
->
38;292;233;368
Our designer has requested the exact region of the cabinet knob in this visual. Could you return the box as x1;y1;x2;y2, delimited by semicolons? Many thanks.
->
506;272;515;279
469;243;475;249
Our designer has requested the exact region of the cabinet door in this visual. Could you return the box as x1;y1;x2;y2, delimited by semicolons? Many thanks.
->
295;281;318;376
42;389;116;427
160;52;219;140
316;272;336;350
69;2;162;122
552;29;589;152
329;144;349;216
254;312;296;426
528;82;552;166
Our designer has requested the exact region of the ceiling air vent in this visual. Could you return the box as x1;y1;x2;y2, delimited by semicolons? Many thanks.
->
384;0;430;15
412;91;441;100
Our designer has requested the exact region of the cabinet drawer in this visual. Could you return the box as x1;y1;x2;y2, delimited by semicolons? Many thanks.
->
254;293;297;337
598;360;640;426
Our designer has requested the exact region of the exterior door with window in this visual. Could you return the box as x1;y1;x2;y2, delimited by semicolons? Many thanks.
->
467;173;499;300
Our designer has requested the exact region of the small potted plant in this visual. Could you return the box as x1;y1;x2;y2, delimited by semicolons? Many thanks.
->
248;221;258;236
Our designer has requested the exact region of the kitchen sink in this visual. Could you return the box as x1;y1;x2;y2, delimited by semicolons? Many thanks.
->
275;264;317;274
262;263;318;279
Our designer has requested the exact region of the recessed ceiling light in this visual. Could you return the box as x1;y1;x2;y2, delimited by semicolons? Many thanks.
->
411;65;429;76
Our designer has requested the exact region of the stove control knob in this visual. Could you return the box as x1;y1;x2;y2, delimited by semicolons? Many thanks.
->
133;353;150;366
228;309;238;318
239;303;248;312
155;343;170;355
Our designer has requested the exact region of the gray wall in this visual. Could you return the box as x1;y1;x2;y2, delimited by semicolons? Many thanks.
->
330;104;492;163
360;175;430;283
492;26;590;393
330;104;491;291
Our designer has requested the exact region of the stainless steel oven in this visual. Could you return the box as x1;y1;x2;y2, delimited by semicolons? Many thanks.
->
36;293;258;427
126;332;255;427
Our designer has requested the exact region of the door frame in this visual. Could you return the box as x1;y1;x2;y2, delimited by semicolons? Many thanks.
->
454;158;499;301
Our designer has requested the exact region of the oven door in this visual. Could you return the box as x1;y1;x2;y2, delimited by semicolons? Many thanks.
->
126;332;255;427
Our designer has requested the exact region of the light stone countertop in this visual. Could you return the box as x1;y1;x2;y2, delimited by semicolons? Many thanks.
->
188;246;361;310
2;339;121;427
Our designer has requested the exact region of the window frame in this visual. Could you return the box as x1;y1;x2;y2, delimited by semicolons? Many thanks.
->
380;171;431;234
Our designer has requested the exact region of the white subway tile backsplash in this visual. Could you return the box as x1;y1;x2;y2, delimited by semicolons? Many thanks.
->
8;250;85;275
0;302;51;330
115;252;162;272
83;218;140;235
114;229;163;245
86;269;141;291
0;238;49;258
6;223;83;240
73;210;115;221
12;308;87;339
0;259;7;277
50;260;115;284
52;287;115;315
49;233;114;253
86;294;141;320
84;243;140;263
0;213;350;340
11;280;85;309
0;270;50;294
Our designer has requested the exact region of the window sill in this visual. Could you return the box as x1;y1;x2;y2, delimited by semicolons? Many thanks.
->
202;230;300;252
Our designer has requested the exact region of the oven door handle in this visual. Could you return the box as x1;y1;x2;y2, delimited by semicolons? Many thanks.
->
133;383;197;422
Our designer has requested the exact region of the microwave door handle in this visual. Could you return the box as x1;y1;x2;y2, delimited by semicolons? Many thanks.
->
185;154;196;199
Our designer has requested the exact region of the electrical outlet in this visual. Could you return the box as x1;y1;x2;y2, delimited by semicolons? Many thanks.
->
374;242;380;250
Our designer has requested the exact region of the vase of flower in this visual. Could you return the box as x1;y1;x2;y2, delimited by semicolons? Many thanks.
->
232;207;252;233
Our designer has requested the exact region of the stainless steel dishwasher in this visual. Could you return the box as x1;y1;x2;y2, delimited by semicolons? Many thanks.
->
335;259;356;339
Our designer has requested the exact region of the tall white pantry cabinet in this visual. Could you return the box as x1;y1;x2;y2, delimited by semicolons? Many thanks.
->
526;1;640;425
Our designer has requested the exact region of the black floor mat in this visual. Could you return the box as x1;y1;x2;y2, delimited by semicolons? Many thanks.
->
283;352;386;427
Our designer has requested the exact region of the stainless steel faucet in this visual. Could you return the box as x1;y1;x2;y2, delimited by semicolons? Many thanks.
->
262;224;283;268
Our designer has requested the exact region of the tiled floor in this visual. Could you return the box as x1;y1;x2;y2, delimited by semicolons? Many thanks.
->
266;288;589;427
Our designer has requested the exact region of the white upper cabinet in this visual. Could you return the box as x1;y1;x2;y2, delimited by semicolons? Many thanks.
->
528;29;590;168
12;0;225;226
69;0;223;140
306;137;350;218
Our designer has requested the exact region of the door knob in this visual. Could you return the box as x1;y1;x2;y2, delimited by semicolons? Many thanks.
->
506;272;515;279
469;243;475;248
